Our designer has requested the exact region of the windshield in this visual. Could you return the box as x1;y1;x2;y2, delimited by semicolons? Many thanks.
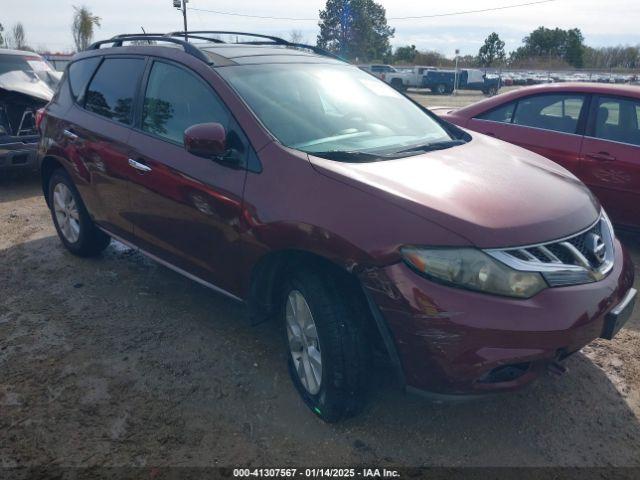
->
218;63;456;159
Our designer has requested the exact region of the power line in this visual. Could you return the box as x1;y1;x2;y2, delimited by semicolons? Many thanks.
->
188;0;557;22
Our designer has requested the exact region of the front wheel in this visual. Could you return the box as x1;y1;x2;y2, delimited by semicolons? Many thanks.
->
434;83;447;95
48;169;110;257
282;268;369;423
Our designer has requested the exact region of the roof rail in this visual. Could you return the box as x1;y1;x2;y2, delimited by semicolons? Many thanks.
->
166;31;346;62
87;35;212;64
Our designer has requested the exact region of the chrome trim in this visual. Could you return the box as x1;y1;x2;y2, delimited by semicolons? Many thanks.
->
472;118;585;139
128;158;152;173
611;288;637;316
98;227;244;303
63;129;79;141
485;211;615;287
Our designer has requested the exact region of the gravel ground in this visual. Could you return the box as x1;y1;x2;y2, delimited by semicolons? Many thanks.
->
1;169;639;469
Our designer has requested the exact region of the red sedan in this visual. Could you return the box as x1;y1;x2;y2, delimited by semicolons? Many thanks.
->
438;83;640;230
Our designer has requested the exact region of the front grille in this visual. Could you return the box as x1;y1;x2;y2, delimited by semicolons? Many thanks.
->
485;213;615;287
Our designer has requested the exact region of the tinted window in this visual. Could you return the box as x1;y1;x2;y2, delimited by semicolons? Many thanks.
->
68;57;101;99
477;102;516;123
593;96;640;146
84;58;145;124
513;94;585;134
142;61;229;144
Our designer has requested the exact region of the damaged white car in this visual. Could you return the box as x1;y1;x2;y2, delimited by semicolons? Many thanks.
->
0;49;60;172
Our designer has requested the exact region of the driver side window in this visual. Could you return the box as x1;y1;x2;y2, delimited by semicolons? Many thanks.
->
142;61;230;145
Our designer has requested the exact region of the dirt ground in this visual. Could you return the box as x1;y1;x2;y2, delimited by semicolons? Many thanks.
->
1;165;640;469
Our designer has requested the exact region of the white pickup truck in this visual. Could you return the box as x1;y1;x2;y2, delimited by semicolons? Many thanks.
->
359;65;436;91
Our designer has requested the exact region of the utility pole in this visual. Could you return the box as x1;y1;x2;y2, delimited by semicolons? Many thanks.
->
453;49;460;96
173;0;188;41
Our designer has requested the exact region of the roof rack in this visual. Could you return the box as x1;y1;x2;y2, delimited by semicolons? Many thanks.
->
87;31;345;65
166;31;345;61
87;34;212;64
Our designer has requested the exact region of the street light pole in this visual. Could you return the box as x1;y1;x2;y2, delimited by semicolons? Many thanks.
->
174;0;189;41
453;48;460;96
182;0;188;41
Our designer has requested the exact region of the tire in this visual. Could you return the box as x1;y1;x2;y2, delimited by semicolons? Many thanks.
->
281;267;369;423
48;169;110;257
391;79;406;92
435;83;447;95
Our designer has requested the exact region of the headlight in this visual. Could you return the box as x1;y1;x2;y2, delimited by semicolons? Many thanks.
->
400;247;547;298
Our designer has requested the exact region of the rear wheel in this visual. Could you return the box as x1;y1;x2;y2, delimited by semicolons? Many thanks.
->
48;169;110;257
391;79;406;92
434;83;447;95
282;267;369;423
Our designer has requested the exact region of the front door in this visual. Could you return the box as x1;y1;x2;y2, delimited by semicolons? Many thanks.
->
126;60;249;295
580;95;640;229
494;93;587;174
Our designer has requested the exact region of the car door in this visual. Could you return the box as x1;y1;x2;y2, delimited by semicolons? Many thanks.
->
125;59;250;295
61;56;146;241
580;95;640;229
468;93;587;174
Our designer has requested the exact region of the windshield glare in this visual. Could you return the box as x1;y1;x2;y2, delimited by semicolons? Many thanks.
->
219;63;454;157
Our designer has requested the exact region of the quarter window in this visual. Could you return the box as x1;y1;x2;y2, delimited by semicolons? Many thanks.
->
512;94;585;134
593;96;640;146
142;62;230;145
68;57;101;100
84;58;145;124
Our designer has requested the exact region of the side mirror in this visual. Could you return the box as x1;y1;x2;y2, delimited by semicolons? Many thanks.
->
184;123;227;159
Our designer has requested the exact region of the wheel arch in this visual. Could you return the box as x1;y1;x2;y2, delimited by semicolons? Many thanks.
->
247;248;406;387
40;155;67;207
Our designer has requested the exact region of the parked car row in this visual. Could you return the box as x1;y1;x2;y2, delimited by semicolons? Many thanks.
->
501;71;638;86
35;32;637;423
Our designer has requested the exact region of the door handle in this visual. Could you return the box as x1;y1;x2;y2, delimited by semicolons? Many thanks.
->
484;131;497;137
586;152;616;162
128;158;152;173
63;129;79;141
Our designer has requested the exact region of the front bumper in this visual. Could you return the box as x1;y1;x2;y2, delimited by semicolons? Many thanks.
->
0;139;39;171
361;238;635;395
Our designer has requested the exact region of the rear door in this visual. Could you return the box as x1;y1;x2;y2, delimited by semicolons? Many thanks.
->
125;59;249;294
580;95;640;228
468;93;587;174
62;56;146;240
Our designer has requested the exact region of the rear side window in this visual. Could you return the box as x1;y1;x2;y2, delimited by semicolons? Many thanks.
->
68;57;101;100
512;94;585;134
142;61;229;144
476;102;516;123
84;58;145;125
593;96;640;146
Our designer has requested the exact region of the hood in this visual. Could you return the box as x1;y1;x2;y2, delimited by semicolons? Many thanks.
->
0;70;57;101
309;133;600;248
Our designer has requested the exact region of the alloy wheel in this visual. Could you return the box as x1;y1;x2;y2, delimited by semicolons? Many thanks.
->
53;183;80;244
286;290;323;395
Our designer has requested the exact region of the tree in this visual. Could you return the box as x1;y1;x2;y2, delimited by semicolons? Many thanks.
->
317;0;394;61
0;23;4;48
289;30;305;44
72;5;101;52
477;32;505;67
510;26;585;68
9;23;29;50
394;44;417;64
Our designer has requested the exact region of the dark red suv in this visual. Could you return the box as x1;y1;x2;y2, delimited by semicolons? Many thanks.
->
38;32;636;422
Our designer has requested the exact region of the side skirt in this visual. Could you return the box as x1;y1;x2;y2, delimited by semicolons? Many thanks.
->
97;226;244;304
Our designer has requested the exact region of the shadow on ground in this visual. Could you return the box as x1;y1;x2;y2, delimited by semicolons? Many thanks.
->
1;232;639;467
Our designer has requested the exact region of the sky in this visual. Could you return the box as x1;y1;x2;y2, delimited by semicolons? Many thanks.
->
2;0;639;56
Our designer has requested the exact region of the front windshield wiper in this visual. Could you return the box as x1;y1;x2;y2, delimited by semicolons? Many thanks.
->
397;139;467;154
310;150;383;162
